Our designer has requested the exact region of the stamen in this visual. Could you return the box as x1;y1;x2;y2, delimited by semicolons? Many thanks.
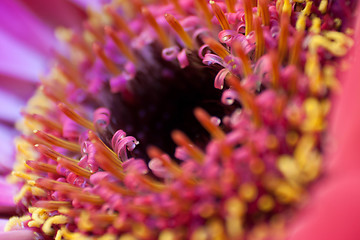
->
136;175;166;192
34;201;72;211
40;85;72;108
225;75;261;126
243;0;253;35
254;17;265;60
282;0;291;16
232;41;253;76
58;103;95;131
269;50;280;89
93;43;122;75
105;6;136;39
142;7;171;47
258;0;270;26
147;146;183;177
57;157;92;178
12;171;38;181
169;0;186;15
54;183;104;205
171;130;205;163
99;179;136;196
92;148;125;181
195;0;213;29
34;144;79;163
289;30;304;66
55;66;85;89
319;0;328;14
26;160;58;174
225;0;236;13
309;17;321;34
194;108;226;139
203;37;230;59
88;131;121;167
22;112;62;132
164;13;194;49
33;130;80;152
105;26;137;63
278;11;289;63
84;21;105;44
210;1;231;30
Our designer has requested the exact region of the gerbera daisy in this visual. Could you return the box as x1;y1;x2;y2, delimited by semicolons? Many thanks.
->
2;0;360;239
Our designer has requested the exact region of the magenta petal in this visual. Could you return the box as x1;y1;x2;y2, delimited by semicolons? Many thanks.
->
0;230;34;240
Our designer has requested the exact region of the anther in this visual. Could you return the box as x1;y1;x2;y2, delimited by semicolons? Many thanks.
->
225;0;236;13
26;160;58;175
171;130;205;163
105;6;136;39
194;108;226;139
164;13;194;49
225;75;261;126
254;17;265;60
33;130;80;152
210;1;231;30
258;0;270;26
142;7;171;47
203;37;230;59
93;43;122;75
58;103;95;131
232;41;253;77
105;26;137;63
57;157;92;178
243;0;253;35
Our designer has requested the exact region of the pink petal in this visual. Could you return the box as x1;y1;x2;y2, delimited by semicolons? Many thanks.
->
0;230;34;240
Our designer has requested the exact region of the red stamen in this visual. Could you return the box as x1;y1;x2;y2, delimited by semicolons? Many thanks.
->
57;157;92;178
105;26;137;63
171;130;205;163
93;43;121;75
164;13;194;49
244;0;254;35
58;103;95;131
254;16;265;60
194;108;226;139
26;160;58;175
210;1;231;30
142;7;171;47
105;6;136;39
232;41;253;77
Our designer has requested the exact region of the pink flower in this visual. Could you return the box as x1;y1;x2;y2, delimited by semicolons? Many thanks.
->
1;0;360;239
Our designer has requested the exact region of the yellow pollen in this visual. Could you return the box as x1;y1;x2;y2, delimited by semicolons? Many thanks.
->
142;7;171;47
295;1;312;31
105;26;137;63
208;219;227;240
194;107;226;139
164;13;194;49
159;229;176;240
210;0;231;30
203;37;229;59
243;0;254;35
42;215;69;235
319;0;328;14
4;215;32;232
282;0;291;15
33;130;80;152
58;103;95;131
190;227;208;240
12;171;38;181
258;195;275;212
310;17;322;34
78;211;94;232
171;130;205;163
105;6;136;39
239;182;258;202
225;197;247;217
93;43;122;75
57;157;93;178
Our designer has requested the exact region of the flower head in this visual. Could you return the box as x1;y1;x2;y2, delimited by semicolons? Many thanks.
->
3;0;358;239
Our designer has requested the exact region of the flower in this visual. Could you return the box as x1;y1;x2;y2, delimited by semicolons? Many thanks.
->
2;0;360;239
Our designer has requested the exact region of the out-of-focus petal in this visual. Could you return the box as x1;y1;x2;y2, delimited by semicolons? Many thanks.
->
0;230;34;239
0;125;18;173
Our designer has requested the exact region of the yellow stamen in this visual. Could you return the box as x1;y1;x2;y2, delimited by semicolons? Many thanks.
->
33;130;80;152
93;43;122;75
210;0;231;30
105;6;136;39
195;0;213;29
309;17;321;34
194;107;226;139
57;157;93;178
42;215;69;235
226;75;261;126
258;0;270;26
278;12;289;63
171;130;205;163
254;17;265;60
319;0;328;14
26;160;58;174
232;41;253;76
295;1;312;31
142;7;171;47
105;26;137;63
282;0;291;16
164;13;194;49
225;0;236;13
58;103;95;131
243;0;253;35
203;37;229;59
